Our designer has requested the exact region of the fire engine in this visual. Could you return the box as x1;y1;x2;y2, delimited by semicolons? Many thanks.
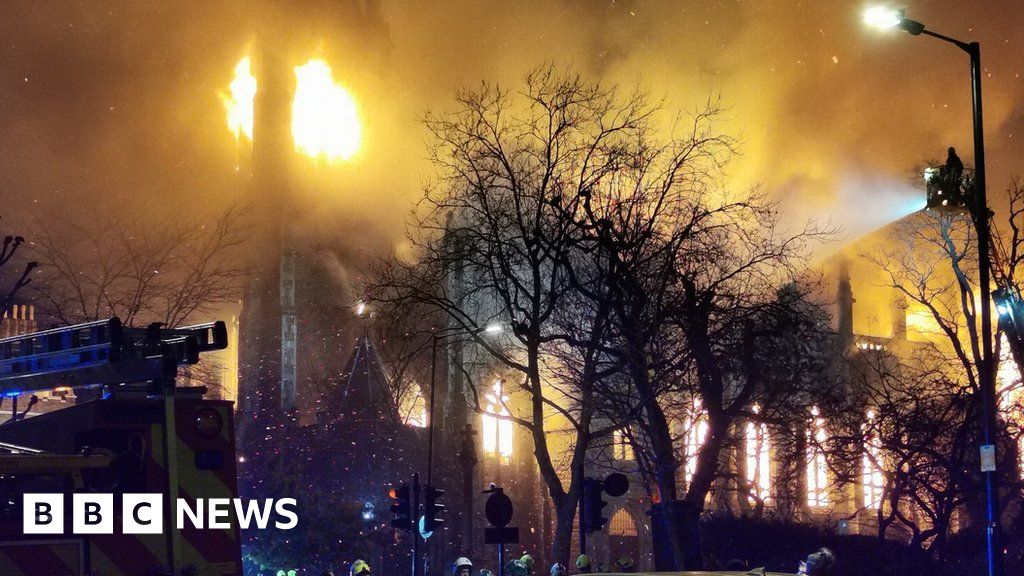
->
0;317;241;576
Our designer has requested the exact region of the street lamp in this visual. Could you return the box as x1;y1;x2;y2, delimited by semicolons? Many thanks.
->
864;8;1001;575
863;7;904;30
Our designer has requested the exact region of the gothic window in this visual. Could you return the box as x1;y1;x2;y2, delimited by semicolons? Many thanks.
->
482;380;513;462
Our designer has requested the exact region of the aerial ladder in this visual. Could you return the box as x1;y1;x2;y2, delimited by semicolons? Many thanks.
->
0;317;241;576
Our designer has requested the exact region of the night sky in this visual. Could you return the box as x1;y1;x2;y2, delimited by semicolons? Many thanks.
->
0;0;1021;255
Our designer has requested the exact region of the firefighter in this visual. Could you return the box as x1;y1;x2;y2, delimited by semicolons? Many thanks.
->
350;559;371;576
575;554;592;574
453;557;474;576
614;556;635;573
520;553;535;575
505;559;528;576
946;146;965;183
550;563;567;576
798;547;835;576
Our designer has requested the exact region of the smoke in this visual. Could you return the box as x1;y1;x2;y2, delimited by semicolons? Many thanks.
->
0;0;1021;260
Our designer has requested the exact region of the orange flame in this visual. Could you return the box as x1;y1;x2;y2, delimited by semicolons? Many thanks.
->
221;55;256;142
291;59;361;162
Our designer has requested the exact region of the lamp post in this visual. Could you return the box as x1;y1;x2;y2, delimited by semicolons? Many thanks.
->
421;324;501;576
865;8;1001;575
427;323;503;486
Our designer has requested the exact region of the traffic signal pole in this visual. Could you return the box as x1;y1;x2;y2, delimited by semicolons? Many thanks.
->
577;464;587;556
413;473;421;576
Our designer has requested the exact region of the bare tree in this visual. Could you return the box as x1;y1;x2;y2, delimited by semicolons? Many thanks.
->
829;344;985;556
666;187;830;508
0;220;37;316
992;178;1024;373
31;205;249;328
374;63;833;566
374;65;709;562
825;201;1024;557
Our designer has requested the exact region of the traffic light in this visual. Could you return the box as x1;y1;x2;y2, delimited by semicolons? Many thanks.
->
582;477;607;533
581;473;628;534
389;484;412;531
423;484;445;533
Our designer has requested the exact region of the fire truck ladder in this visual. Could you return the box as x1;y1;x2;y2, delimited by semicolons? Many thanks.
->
0;317;228;574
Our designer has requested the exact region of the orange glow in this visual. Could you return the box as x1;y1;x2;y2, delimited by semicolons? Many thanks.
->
221;55;256;142
291;59;361;162
807;406;829;508
684;400;708;485
745;405;771;502
482;380;513;461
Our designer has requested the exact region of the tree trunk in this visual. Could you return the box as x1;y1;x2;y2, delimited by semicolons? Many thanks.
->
552;497;577;565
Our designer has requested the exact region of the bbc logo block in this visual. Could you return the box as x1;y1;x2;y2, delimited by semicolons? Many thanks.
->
73;494;113;534
23;494;63;535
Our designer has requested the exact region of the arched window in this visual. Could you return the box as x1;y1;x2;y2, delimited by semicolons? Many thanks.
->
863;410;885;509
745;405;771;502
482;380;513;462
684;400;708;485
996;334;1024;479
399;383;428;428
608;508;637;536
613;429;634;461
807;406;829;508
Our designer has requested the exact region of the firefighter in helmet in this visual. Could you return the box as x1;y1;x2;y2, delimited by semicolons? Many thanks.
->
946;147;965;183
575;554;592;574
550;563;567;576
505;559;528;576
453;557;474;576
350;560;371;576
798;547;835;576
520;554;535;575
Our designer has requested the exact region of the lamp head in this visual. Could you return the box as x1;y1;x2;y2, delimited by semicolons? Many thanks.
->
864;6;903;30
864;7;925;35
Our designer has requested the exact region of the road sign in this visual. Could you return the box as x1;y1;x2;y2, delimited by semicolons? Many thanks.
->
484;526;520;545
603;472;629;497
484;490;514;528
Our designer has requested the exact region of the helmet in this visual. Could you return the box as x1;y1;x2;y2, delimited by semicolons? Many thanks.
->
505;559;528;576
351;559;371;576
550;563;567;576
520;554;534;572
615;556;634;571
575;555;591;570
802;547;835;576
453;558;474;574
479;570;494;576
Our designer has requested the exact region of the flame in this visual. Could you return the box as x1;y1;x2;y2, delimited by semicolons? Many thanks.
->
291;59;361;162
221;55;256;142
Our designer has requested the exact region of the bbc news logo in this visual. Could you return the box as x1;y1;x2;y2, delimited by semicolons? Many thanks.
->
24;494;298;534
